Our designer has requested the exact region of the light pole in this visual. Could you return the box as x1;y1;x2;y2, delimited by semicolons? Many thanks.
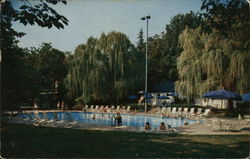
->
141;15;150;113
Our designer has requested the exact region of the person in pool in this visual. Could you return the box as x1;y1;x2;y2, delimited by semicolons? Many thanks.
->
145;122;151;130
115;112;122;126
92;114;96;120
160;122;166;131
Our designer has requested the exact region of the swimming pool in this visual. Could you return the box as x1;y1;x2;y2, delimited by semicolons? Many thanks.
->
25;112;197;128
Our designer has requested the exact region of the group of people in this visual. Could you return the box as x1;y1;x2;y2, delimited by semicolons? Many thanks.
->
145;122;171;131
57;101;65;110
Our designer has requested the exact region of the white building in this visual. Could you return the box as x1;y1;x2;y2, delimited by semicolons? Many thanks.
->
195;98;238;109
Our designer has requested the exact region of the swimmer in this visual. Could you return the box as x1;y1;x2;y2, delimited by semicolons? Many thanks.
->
184;119;189;125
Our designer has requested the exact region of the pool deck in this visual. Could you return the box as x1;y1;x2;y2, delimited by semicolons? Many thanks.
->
4;110;250;135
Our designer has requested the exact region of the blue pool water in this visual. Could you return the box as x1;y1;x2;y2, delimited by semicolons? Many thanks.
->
22;112;197;128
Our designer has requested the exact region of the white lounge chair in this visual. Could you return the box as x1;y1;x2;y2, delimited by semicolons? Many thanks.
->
171;107;177;116
198;109;211;117
63;113;80;128
99;105;104;112
23;113;36;125
196;108;202;116
33;112;46;126
85;105;89;109
182;108;189;117
116;105;120;112
161;107;166;113
40;112;55;126
82;105;89;111
92;105;99;112
166;107;172;115
188;108;195;116
126;106;131;113
51;112;66;127
177;107;183;116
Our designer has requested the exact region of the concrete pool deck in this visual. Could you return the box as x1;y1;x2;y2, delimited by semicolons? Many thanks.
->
4;110;250;135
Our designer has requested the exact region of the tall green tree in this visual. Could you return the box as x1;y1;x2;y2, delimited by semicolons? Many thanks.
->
65;32;144;104
37;43;68;89
1;0;69;110
176;0;250;103
136;28;145;52
176;27;250;103
140;12;202;90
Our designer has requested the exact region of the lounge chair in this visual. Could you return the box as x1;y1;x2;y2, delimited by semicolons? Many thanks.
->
103;105;109;112
82;105;89;111
89;105;94;111
99;105;104;112
182;108;189;117
22;113;36;125
171;107;177;116
121;106;126;111
126;106;131;113
198;109;211;117
92;105;99;112
161;107;166;113
177;107;183;116
51;112;66;127
85;105;89;109
166;107;172;115
9;113;31;124
196;108;202;116
40;112;55;126
33;112;46;126
63;113;80;128
188;108;195;116
110;105;115;112
116;105;120;112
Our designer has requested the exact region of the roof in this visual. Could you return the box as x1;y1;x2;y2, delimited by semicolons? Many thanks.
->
151;81;175;92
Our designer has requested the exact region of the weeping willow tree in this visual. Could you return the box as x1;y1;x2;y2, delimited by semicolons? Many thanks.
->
65;31;144;104
176;27;250;102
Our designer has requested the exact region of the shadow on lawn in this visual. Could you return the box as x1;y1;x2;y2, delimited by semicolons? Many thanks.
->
1;122;249;158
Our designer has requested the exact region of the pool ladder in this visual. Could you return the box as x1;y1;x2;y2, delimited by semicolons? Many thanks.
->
110;115;116;126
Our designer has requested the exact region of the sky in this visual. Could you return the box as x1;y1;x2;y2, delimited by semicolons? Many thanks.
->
12;0;202;52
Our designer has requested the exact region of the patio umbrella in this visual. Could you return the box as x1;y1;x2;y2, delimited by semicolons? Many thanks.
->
128;95;138;99
242;93;250;102
157;95;170;99
144;93;154;98
203;89;242;100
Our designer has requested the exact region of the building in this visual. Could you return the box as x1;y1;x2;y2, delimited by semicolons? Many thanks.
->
139;81;176;106
195;98;238;109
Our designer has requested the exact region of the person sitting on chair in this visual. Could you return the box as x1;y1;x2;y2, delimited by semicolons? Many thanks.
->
115;112;122;126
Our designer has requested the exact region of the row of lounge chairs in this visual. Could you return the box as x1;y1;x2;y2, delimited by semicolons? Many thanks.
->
8;111;81;129
82;105;131;113
152;107;211;118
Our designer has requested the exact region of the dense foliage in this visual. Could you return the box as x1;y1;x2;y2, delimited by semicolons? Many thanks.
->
176;0;250;102
2;0;249;108
1;0;69;110
65;32;144;104
144;12;203;90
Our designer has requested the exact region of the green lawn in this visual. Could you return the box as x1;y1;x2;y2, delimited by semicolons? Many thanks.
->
1;122;249;158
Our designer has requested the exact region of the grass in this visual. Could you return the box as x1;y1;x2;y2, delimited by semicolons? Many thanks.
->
1;122;249;158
